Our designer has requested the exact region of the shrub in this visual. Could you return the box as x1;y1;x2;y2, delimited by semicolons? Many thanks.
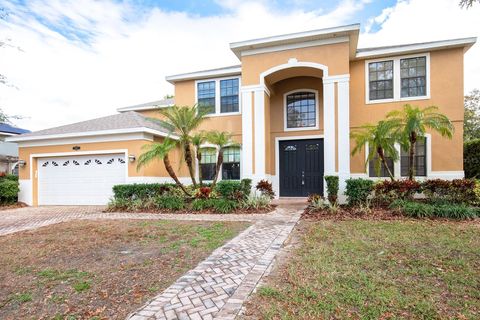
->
324;176;339;204
256;180;275;199
112;183;178;200
307;193;322;203
390;199;479;219
464;138;480;178
0;173;18;182
240;179;252;197
215;180;244;200
345;178;374;206
213;199;237;213
374;179;421;203
308;196;330;211
191;198;216;211
421;179;477;205
0;179;19;204
195;187;212;199
154;195;185;210
241;194;271;210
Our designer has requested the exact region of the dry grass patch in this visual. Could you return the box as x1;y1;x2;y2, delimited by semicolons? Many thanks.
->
244;220;480;320
0;219;248;319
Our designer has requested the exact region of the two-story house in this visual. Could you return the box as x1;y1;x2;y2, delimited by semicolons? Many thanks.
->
8;24;476;205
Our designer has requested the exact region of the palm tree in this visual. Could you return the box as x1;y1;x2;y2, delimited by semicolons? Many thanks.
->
137;138;191;196
207;131;240;187
386;104;454;180
351;120;400;180
156;105;207;187
191;132;207;186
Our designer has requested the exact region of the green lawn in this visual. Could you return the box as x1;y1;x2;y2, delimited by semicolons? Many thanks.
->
245;220;480;320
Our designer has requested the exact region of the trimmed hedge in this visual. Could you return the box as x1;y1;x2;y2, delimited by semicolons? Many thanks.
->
324;175;339;204
345;178;374;206
464;139;480;178
0;179;19;204
215;180;244;200
112;183;178;200
390;200;479;220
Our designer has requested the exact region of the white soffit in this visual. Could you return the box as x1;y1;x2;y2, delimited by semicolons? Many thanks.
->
165;65;242;84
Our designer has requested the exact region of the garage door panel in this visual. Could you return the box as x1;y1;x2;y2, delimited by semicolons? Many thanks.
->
38;154;126;205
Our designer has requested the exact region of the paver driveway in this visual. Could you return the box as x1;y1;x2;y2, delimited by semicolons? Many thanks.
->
0;204;303;319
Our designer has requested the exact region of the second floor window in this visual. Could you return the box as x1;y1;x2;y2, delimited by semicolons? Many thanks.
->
400;57;426;98
222;147;240;180
368;60;394;101
220;79;239;113
197;81;215;115
286;91;316;129
401;137;427;177
200;148;216;181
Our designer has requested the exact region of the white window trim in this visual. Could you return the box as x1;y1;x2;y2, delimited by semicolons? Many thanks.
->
364;133;432;179
365;52;430;105
283;89;320;132
195;76;242;117
196;144;242;182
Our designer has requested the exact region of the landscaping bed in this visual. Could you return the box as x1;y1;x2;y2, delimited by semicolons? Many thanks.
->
243;219;480;319
0;219;248;319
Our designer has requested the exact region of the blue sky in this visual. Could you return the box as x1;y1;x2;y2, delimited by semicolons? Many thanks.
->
0;0;478;131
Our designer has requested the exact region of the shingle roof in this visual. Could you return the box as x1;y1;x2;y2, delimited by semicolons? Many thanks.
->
0;123;30;135
17;111;170;138
117;98;174;112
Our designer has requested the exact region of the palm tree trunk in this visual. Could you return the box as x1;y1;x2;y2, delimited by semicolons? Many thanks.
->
164;154;190;196
211;150;223;188
196;149;203;186
409;131;417;181
377;148;395;181
184;143;197;187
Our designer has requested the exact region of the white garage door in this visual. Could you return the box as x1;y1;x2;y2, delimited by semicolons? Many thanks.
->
38;153;126;205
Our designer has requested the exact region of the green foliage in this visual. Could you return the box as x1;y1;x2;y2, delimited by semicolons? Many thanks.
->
345;178;374;206
112;183;179;200
421;179;477;205
373;179;421;204
255;179;275;199
308;196;330;211
154;195;185;210
0;179;19;204
213;199;237;213
464;139;480;178
0;173;18;182
240;178;252;197
324;175;339;204
241;194;271;210
215;180;244;200
464;89;480;140
390;200;479;220
191;198;216;211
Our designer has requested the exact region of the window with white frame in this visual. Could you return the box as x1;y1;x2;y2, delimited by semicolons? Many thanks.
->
366;54;429;103
196;77;240;115
285;91;317;129
222;147;240;180
401;137;427;177
368;156;394;178
200;148;217;181
197;81;216;115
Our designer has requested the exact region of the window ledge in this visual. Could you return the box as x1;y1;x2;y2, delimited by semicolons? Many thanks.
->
366;95;430;105
204;112;241;118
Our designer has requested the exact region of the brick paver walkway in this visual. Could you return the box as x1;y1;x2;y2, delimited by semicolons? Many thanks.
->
127;206;302;320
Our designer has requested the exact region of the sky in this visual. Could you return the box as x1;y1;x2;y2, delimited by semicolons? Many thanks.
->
0;0;479;131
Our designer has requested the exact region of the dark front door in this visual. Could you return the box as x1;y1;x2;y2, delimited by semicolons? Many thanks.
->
279;139;324;197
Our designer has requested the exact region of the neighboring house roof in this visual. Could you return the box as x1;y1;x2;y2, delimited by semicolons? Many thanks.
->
166;65;242;84
117;98;174;113
0;123;30;135
356;37;477;59
7;111;176;142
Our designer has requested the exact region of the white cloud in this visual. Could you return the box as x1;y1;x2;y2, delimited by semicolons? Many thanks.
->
0;0;478;132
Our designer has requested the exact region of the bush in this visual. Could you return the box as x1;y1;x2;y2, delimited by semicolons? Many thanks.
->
0;173;18;182
215;180;244;200
464;139;480;178
256;180;275;199
195;187;212;199
421;179;477;205
241;194;271;210
240;179;252;197
213;199;237;213
308;196;330;211
345;178;374;206
374;179;421;203
324;176;339;204
390;199;479;220
112;183;179;200
154;195;185;210
0;179;19;204
191;198;215;211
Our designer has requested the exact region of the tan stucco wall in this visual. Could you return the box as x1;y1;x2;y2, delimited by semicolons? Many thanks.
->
349;47;465;173
241;41;350;85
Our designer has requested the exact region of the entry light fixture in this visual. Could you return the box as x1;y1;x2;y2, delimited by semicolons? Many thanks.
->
18;160;27;167
128;154;136;163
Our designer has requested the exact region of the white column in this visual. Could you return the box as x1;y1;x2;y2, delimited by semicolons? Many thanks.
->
323;79;336;178
253;90;266;180
240;89;253;179
337;75;351;203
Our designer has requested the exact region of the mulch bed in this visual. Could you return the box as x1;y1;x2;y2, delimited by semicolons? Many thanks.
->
0;202;28;211
104;205;277;215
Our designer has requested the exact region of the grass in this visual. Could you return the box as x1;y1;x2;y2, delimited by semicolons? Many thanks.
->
0;219;248;319
245;220;480;319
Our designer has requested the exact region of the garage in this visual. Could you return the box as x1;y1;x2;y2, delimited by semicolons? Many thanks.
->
38;153;126;205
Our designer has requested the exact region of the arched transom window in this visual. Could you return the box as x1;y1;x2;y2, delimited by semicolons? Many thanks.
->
285;91;317;129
